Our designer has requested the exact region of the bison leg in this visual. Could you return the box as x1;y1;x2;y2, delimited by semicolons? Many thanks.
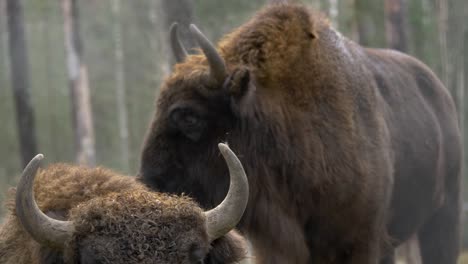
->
417;194;461;264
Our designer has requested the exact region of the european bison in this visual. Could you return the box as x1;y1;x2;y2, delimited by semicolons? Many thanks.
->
0;144;249;264
139;3;461;264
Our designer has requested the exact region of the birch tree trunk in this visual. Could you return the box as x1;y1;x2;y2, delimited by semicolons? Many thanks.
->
355;0;385;47
0;0;7;81
384;0;408;52
111;0;130;172
436;0;449;86
0;0;7;75
6;0;38;168
61;0;96;166
160;0;196;67
328;0;338;28
342;0;359;42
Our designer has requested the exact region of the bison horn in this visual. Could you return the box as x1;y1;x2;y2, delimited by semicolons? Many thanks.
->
204;143;249;241
15;154;74;248
189;24;227;84
170;22;188;63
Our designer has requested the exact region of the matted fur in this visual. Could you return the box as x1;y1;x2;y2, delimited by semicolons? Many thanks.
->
0;164;247;264
139;3;461;264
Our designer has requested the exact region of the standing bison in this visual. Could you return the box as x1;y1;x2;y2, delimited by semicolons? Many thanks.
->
139;3;462;264
0;144;249;264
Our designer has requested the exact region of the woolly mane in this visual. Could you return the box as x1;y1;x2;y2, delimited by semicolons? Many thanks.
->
167;4;332;98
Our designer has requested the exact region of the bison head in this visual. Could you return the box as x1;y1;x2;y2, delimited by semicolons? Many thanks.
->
14;144;249;264
139;24;259;209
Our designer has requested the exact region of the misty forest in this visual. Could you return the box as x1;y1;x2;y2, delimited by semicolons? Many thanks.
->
0;0;467;263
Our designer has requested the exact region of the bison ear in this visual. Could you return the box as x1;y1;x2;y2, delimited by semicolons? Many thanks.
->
222;67;256;117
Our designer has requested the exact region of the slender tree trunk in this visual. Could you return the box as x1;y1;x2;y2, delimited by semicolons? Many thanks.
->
0;0;6;74
344;0;359;42
111;0;130;172
0;0;7;81
328;0;338;28
384;0;408;52
42;2;60;157
454;0;468;207
6;0;38;168
355;0;369;45
61;0;96;166
436;0;449;86
160;0;196;67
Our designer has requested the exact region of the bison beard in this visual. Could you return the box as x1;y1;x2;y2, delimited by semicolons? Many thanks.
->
139;3;462;264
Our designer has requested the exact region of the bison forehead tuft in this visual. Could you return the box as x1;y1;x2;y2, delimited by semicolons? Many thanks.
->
71;191;205;234
70;191;208;263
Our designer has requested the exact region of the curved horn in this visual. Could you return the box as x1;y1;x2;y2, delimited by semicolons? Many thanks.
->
204;143;249;241
15;154;74;248
170;22;188;63
189;24;227;83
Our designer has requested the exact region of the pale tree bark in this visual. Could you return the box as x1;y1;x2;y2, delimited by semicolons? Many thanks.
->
0;0;8;76
6;0;38;168
355;0;385;47
159;0;196;68
447;0;467;111
111;0;130;172
0;0;7;79
42;2;61;157
452;0;468;208
457;48;464;159
384;0;408;52
343;0;359;42
61;0;96;166
436;0;449;86
328;0;338;28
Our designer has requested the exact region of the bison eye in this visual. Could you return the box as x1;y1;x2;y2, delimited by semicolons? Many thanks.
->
169;106;207;142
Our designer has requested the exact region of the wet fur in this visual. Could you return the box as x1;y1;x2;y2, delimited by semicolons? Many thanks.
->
139;3;461;264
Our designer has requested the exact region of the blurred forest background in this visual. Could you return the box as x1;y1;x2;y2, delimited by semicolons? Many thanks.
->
0;0;467;255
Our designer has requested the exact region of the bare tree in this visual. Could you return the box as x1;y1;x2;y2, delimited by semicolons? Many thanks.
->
61;0;96;166
0;0;7;75
355;0;385;47
384;0;408;52
160;0;196;67
436;0;449;85
6;0;38;168
328;0;338;28
111;0;130;172
343;0;359;42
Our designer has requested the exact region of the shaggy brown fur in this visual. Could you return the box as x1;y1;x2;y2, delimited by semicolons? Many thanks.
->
139;3;461;264
0;164;247;264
